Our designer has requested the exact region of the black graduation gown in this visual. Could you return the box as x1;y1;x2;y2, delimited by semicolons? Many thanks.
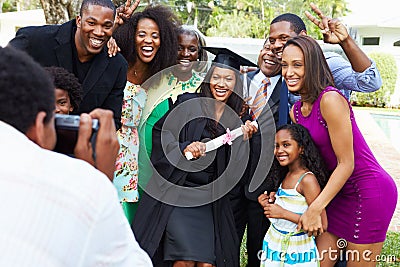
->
132;93;252;267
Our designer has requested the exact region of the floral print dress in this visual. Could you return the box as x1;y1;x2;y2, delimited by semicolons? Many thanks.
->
114;82;147;203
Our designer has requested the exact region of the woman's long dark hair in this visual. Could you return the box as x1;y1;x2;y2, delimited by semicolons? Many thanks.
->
113;4;180;81
268;124;329;190
196;64;246;137
283;36;335;103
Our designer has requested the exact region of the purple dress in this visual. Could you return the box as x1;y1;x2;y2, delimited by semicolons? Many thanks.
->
294;86;397;244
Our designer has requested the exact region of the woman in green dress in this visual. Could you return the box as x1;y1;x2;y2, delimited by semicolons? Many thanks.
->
141;25;209;158
137;26;209;219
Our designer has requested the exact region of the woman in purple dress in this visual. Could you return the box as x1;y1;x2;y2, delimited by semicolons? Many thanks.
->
281;35;397;266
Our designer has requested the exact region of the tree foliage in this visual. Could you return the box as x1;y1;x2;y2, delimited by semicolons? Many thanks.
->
2;0;348;39
1;0;41;13
163;0;349;39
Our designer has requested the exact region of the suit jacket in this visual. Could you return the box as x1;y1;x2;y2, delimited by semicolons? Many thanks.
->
247;69;282;124
244;69;283;201
8;20;127;129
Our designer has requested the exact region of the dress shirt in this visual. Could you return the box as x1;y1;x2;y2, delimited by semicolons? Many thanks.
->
0;121;152;267
324;51;382;100
249;71;281;102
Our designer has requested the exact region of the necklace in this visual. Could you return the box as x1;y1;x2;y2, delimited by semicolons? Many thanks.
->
167;72;201;92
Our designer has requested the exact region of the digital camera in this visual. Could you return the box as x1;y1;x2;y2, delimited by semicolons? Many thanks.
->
54;114;99;157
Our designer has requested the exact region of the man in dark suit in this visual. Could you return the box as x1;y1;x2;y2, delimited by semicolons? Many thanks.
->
246;39;284;124
232;39;285;267
8;0;138;129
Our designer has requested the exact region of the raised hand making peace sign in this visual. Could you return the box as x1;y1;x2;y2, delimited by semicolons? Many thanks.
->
114;0;141;26
305;2;349;44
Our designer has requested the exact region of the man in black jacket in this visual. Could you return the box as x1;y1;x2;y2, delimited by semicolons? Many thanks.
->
8;0;138;129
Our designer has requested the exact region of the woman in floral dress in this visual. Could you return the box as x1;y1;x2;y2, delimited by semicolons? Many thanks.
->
112;4;180;223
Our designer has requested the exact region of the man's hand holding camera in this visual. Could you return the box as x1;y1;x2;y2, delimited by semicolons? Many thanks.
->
74;109;119;181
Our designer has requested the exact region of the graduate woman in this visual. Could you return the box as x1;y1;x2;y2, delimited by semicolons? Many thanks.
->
132;48;258;267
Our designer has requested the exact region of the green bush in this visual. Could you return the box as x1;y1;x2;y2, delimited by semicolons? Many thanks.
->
2;0;17;12
352;53;398;107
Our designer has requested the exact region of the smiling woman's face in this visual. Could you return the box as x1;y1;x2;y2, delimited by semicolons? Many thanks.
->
135;18;160;64
176;33;199;72
281;44;305;94
210;67;236;103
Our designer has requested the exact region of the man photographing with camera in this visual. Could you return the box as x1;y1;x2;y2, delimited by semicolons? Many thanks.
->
0;46;151;266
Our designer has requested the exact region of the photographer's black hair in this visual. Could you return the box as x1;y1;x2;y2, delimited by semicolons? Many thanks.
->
0;46;54;133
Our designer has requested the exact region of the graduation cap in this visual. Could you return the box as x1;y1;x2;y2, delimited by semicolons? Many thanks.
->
203;47;257;71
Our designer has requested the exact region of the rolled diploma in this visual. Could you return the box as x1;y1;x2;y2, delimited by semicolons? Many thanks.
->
184;121;258;160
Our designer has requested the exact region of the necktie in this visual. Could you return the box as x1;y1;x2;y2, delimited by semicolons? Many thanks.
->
251;77;270;120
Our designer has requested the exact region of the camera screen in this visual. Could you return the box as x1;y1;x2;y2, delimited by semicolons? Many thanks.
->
54;128;78;156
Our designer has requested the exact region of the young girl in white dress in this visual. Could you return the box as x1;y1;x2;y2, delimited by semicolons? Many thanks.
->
258;124;329;267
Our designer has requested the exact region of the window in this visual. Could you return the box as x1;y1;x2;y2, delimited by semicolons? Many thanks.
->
362;37;380;45
394;40;400;47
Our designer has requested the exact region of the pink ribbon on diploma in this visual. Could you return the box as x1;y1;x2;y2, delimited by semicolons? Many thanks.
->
184;121;258;160
222;128;233;145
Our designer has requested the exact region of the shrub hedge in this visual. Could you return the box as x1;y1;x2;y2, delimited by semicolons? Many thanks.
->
351;53;398;107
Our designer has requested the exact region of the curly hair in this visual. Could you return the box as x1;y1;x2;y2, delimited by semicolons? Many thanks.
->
113;4;180;81
267;124;329;190
45;67;83;111
0;46;54;134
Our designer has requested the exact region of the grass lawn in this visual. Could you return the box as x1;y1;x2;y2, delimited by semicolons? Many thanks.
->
240;230;400;266
378;231;400;266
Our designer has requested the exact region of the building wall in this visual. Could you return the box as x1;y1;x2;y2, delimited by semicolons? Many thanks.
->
354;26;400;50
351;26;400;106
0;9;45;47
204;36;265;64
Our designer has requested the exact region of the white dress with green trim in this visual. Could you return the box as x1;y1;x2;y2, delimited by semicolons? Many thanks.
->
260;172;319;267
